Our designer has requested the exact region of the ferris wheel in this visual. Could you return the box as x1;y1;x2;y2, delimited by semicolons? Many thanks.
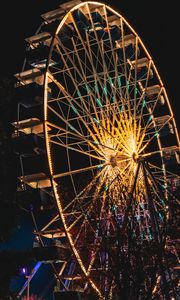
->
12;1;180;299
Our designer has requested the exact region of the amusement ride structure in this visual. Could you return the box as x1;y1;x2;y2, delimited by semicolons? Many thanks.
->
12;1;179;299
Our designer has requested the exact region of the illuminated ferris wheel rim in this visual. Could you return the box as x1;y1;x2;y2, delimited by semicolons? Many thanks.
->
44;1;180;179
44;0;180;154
42;1;180;297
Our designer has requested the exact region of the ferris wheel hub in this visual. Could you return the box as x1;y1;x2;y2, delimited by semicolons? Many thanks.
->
132;152;139;162
109;155;117;167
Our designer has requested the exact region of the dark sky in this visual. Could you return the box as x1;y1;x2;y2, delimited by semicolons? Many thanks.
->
1;0;179;123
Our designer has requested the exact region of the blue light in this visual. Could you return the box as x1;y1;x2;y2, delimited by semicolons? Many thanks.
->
19;266;28;276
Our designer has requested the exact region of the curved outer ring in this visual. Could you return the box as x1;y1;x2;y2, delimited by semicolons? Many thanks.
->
43;1;180;296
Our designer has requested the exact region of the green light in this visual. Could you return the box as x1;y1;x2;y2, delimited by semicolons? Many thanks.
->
68;124;75;131
159;213;163;221
147;228;153;240
105;185;108;191
149;234;153;240
142;100;146;108
96;98;103;107
93;118;100;124
148;115;153;122
117;75;121;87
112;205;116;211
120;105;124;112
103;86;107;96
98;164;103;169
85;84;90;93
77;91;81;98
161;199;165;206
109;76;113;86
140;203;144;209
71;105;78;114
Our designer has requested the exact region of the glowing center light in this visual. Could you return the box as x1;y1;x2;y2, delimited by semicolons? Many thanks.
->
103;131;139;167
103;138;118;167
98;124;142;198
126;133;139;161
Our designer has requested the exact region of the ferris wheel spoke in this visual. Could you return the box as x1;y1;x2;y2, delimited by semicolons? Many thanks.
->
143;163;167;214
117;161;132;182
139;125;167;155
119;18;134;119
132;37;140;125
147;87;164;114
136;97;163;147
48;121;104;154
30;1;180;298
53;163;105;179
47;121;87;141
80;22;125;130
55;37;90;86
69;37;118;143
135;59;153;109
72;170;111;244
47;120;100;148
47;73;116;154
140;115;173;153
63;168;105;214
49;139;105;162
70;7;110;109
51;46;101;127
47;116;131;161
134;59;152;129
141;149;162;158
47;103;106;156
104;5;120;80
82;44;114;128
85;7;108;74
86;6;118;114
69;39;103;127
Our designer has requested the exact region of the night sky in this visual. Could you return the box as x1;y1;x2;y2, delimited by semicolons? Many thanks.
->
1;0;179;126
0;0;179;299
